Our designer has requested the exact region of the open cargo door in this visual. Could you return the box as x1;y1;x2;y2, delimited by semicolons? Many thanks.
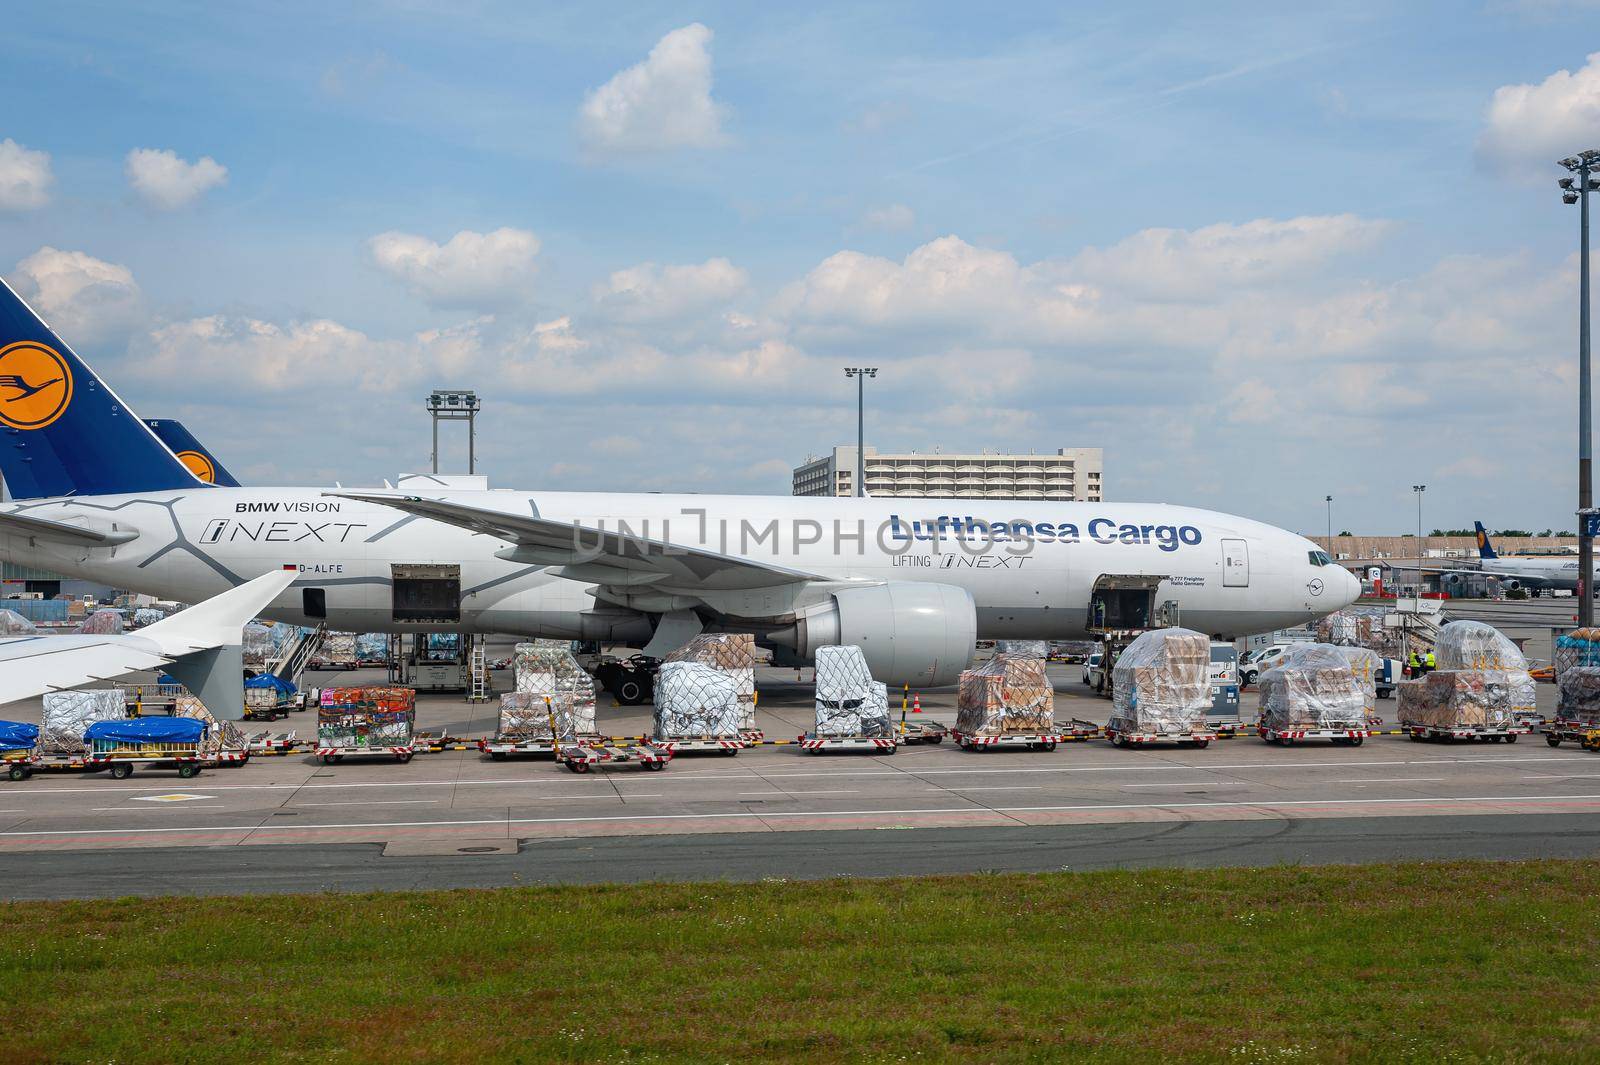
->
1086;574;1168;634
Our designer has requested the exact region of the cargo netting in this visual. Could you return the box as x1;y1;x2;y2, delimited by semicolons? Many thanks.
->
654;662;744;739
75;609;124;635
174;694;249;756
0;609;37;636
663;634;757;729
1257;643;1368;731
1555;629;1600;679
1314;607;1402;657
956;653;1056;736
993;640;1048;658
1334;645;1384;716
1558;666;1600;723
1398;671;1524;729
504;642;597;739
1109;628;1210;735
317;687;415;749
40;689;125;754
321;631;358;660
242;623;273;667
813;645;892;737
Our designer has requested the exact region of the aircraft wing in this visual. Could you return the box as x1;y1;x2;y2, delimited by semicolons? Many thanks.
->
329;492;823;591
0;569;296;713
0;510;140;548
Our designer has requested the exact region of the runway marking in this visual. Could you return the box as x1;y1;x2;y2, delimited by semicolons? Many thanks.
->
1522;774;1600;780
928;786;1042;792
92;805;226;812
13;793;1600;841
1121;782;1249;788
1333;778;1446;784
130;794;214;803
740;790;860;796
295;800;441;807
11;755;1584;797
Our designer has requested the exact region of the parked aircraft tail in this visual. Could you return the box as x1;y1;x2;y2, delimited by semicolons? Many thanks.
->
1474;521;1499;560
143;419;241;487
0;278;203;499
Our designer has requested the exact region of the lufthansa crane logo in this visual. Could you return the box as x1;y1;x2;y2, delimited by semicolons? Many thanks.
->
0;341;73;430
176;449;218;484
1307;578;1325;596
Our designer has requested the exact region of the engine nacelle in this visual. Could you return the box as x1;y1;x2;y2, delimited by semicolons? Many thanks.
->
776;582;977;687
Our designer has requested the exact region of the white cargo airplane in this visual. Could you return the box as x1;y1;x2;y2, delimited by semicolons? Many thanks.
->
1430;522;1594;597
0;278;1359;689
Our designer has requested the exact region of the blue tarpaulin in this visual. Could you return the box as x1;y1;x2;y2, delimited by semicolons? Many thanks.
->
0;720;39;751
245;674;297;695
84;718;206;744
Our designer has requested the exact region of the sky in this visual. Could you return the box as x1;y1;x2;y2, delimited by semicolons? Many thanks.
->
2;1;1600;536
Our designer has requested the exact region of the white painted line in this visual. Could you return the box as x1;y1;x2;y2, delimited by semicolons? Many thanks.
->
928;786;1042;792
739;790;861;796
1121;782;1249;788
1333;778;1445;784
15;792;1600;840
1521;774;1600;780
295;800;441;807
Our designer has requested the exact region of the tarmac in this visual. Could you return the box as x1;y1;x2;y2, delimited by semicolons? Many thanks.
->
4;658;1600;898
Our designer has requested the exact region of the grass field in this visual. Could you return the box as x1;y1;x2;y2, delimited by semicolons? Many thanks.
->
5;859;1600;1062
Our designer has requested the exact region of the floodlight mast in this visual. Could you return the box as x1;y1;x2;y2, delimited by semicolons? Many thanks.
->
1560;149;1600;625
843;367;878;498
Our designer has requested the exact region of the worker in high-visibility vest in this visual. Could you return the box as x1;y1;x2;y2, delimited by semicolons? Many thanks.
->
1407;651;1421;678
1424;650;1436;675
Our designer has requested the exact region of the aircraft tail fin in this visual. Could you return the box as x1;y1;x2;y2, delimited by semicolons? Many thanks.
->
143;419;242;487
1474;521;1499;560
0;278;203;499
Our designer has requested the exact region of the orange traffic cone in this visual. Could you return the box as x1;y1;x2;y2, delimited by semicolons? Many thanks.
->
912;694;922;714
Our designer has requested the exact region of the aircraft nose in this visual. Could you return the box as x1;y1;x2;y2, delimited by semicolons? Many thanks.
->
1337;565;1361;607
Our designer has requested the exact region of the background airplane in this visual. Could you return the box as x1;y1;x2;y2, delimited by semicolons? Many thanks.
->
1432;521;1593;596
143;419;242;487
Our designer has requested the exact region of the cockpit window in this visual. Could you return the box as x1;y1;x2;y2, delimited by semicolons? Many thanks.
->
1308;550;1334;566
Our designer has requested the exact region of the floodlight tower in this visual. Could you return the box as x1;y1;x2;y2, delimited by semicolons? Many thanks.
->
843;367;878;498
426;389;481;475
1560;150;1600;626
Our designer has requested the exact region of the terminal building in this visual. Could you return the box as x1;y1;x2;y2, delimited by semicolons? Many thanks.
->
792;446;1103;501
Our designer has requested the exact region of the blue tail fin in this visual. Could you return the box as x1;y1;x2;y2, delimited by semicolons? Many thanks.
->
1474;521;1499;559
143;419;242;487
0;279;202;499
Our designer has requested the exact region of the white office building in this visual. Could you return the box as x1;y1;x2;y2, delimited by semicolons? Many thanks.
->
792;447;1103;501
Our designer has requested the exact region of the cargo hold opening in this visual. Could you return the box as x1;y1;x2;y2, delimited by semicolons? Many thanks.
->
392;563;461;624
1086;574;1167;632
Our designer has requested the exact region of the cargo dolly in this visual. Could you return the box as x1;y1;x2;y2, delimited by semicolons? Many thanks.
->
1;722;39;781
556;740;672;773
1403;723;1528;744
1542;716;1600;748
1105;725;1216;749
84;718;210;779
799;733;899;754
951;718;1097;751
897;720;948;745
318;744;415;765
656;736;747;755
246;730;297;754
1257;724;1370;747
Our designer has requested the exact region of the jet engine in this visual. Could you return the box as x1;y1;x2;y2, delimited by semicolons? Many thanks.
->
771;582;977;687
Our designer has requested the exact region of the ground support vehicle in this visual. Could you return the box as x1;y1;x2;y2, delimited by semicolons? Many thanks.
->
1104;725;1216;749
1258;724;1370;747
656;736;746;755
245;730;297;754
557;741;671;773
89;740;205;779
1;740;38;782
799;734;899;754
1544;715;1600;748
896;720;949;745
317;745;414;765
951;718;1097;751
1403;723;1528;744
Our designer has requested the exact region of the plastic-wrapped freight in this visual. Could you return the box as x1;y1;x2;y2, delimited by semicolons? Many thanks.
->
1109;628;1210;735
1398;671;1517;729
1434;621;1526;671
75;609;124;635
40;689;125;753
994;640;1049;659
956;654;1056;735
1315;606;1401;657
1335;646;1383;716
355;633;389;662
496;691;593;741
1558;667;1600;721
1258;644;1368;731
654;663;744;739
321;631;358;664
318;687;415;749
242;623;274;667
1554;629;1600;679
664;634;757;728
132;608;164;627
0;609;37;636
174;695;249;757
812;645;892;737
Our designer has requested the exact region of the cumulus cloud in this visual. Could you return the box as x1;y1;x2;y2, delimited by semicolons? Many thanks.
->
1478;53;1600;176
860;204;916;232
125;148;228;209
368;227;540;309
578;24;727;153
139;315;433;393
7;247;142;345
592;257;747;321
0;139;53;210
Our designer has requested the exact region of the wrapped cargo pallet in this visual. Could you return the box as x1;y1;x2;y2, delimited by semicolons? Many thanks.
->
318;687;415;749
1335;646;1383;717
174;695;249;758
40;689;125;753
496;690;594;742
994;639;1048;659
321;631;358;664
0;609;37;636
132;607;164;627
355;633;389;662
813;645;892;737
1555;629;1600;679
956;654;1055;735
1109;628;1210;736
1558;666;1600;722
664;634;757;728
1398;671;1517;730
75;609;124;635
514;640;590;696
242;623;273;667
654;662;743;739
1431;621;1536;715
1258;644;1367;731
